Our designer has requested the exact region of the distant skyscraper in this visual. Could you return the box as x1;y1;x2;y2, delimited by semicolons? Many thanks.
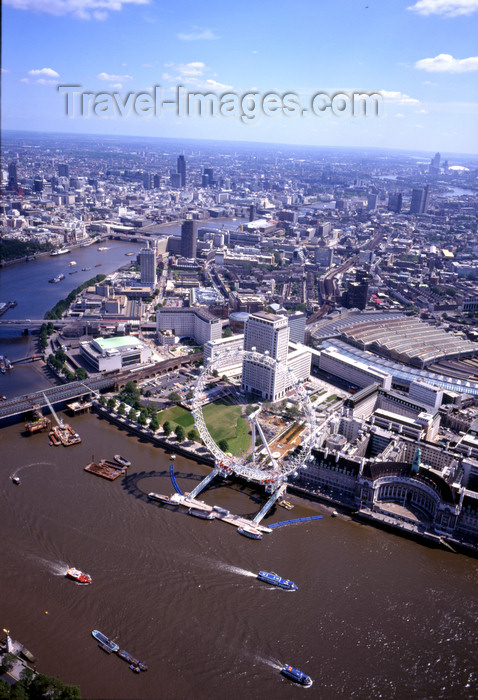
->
139;246;157;287
181;219;197;258
249;205;257;222
58;163;69;178
177;155;186;187
142;172;153;189
431;152;441;169
367;193;378;211
170;171;181;188
388;192;402;213
410;185;430;214
8;162;18;191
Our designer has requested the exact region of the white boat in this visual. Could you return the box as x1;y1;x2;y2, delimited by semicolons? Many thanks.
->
69;261;77;266
50;248;70;256
97;246;109;251
237;525;263;540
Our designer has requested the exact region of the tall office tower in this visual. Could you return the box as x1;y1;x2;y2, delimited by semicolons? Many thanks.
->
410;185;430;214
315;246;334;267
139;246;157;287
342;278;370;311
58;163;69;178
170;171;182;188
8;162;18;191
142;172;153;189
153;173;161;188
249;204;257;222
431;152;441;169
388;192;402;213
242;312;290;401
367;193;378;211
181;219;197;258
33;179;44;193
177;154;186;187
285;311;306;344
204;167;214;185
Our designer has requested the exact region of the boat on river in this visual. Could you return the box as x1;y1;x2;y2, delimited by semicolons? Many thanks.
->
257;571;298;590
50;248;70;256
92;630;119;653
188;508;216;520
237;525;263;540
281;664;312;686
66;567;92;584
148;492;176;505
114;454;131;468
117;649;148;672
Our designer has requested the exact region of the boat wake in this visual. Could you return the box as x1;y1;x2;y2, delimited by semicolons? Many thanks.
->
217;563;257;578
29;555;69;576
12;461;55;479
257;655;283;671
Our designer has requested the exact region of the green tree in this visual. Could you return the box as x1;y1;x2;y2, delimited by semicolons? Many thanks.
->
149;413;159;432
175;425;185;442
75;367;88;380
218;439;229;452
163;420;172;436
186;390;194;400
98;395;107;407
222;326;233;338
0;653;17;673
168;391;181;404
128;408;137;422
212;369;219;378
107;398;116;411
117;402;126;416
138;409;148;426
188;428;200;442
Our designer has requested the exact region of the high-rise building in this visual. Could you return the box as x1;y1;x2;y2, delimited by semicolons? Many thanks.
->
58;163;69;178
367;193;378;211
242;312;290;401
8;162;18;191
181;219;197;259
388;192;402;213
410;185;430;214
170;172;182;188
139;246;157;287
177;154;186;187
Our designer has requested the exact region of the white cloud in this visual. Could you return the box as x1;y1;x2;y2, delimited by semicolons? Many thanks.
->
28;67;60;78
415;53;478;72
110;83;123;89
415;108;429;113
203;78;233;91
407;0;478;17
380;90;420;105
1;68;10;73
395;113;405;118
4;0;150;20
163;61;207;78
97;72;133;82
177;28;219;41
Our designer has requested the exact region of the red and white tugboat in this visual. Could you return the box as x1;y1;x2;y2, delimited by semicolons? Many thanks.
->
66;567;92;584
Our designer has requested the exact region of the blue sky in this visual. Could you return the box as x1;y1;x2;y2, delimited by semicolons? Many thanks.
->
2;0;478;154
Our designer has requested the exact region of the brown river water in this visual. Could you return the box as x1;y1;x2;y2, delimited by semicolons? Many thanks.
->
1;410;477;700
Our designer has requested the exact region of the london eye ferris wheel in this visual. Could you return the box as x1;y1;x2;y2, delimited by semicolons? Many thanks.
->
191;348;316;491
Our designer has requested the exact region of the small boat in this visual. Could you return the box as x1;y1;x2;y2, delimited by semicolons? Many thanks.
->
125;252;136;256
278;499;294;510
94;263;102;267
49;277;60;283
92;630;119;653
50;248;70;256
114;454;131;468
97;246;109;251
66;567;92;584
281;664;313;687
257;571;298;590
188;508;215;520
148;492;176;505
69;260;77;266
117;649;148;671
169;454;176;460
237;525;263;540
212;505;230;516
82;266;91;271
58;273;65;280
69;270;78;275
332;510;338;517
11;475;20;485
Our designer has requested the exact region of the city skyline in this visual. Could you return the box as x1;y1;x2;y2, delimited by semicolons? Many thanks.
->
2;0;478;154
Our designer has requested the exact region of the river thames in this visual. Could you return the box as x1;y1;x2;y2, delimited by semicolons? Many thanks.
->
0;240;477;699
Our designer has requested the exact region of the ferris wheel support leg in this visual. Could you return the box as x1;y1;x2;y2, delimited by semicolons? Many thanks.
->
252;482;287;525
188;466;220;500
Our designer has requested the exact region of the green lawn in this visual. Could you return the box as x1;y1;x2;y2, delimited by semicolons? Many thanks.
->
157;399;251;456
157;404;194;431
202;399;251;456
